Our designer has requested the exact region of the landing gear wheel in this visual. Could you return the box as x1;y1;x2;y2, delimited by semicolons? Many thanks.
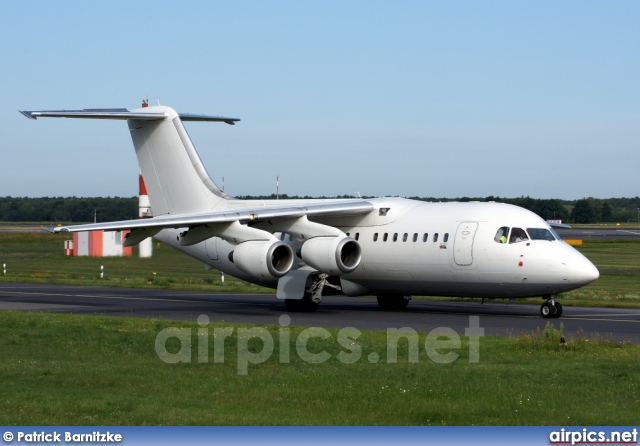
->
377;295;411;310
540;301;557;319
285;296;319;312
553;302;563;318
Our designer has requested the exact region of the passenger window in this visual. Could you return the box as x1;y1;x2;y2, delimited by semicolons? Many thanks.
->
355;233;360;241
443;233;449;242
403;233;408;242
383;233;388;242
393;233;398;242
346;232;350;237
413;233;418;242
423;233;428;242
494;227;509;244
509;227;529;244
373;233;378;242
433;233;439;242
280;233;285;241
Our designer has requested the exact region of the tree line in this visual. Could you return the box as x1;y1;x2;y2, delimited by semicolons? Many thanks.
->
1;195;639;224
0;197;138;223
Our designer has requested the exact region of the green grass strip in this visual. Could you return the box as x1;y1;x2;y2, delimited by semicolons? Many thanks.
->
0;311;638;425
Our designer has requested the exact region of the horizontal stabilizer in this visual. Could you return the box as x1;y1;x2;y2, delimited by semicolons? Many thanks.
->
20;109;240;125
179;113;239;125
20;109;166;120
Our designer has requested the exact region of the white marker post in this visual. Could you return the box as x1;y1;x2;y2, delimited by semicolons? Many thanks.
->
100;265;104;279
2;263;6;275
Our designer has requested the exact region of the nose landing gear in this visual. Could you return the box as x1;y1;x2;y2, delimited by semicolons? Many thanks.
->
540;294;563;318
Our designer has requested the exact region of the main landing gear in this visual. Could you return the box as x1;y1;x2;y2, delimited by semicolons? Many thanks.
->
284;273;341;312
540;294;563;319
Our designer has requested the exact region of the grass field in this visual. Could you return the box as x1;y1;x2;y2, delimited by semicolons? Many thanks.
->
556;240;640;307
0;310;638;425
0;231;271;293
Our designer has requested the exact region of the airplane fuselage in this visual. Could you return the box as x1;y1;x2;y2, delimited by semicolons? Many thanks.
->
155;197;598;300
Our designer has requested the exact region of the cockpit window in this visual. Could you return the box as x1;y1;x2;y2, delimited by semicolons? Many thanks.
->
527;228;556;241
509;227;529;244
494;227;509;244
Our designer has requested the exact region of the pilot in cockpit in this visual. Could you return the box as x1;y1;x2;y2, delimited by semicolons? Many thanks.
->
510;228;529;243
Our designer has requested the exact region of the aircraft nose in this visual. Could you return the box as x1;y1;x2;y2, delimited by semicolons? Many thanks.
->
566;250;599;286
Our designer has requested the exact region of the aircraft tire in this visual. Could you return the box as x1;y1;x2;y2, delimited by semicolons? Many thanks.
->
540;301;557;319
553;302;563;318
377;295;410;311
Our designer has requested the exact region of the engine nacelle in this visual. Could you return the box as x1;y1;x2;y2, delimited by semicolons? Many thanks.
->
300;236;361;275
229;240;294;280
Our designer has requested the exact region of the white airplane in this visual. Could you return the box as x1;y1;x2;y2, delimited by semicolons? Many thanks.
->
21;104;599;318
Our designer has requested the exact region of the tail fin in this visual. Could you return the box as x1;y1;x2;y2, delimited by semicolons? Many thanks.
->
20;105;239;216
128;106;231;215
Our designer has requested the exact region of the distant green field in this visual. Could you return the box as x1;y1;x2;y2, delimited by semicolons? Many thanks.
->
561;240;640;307
0;231;271;293
0;232;638;308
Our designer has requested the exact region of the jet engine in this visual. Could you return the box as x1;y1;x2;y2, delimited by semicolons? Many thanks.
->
300;236;362;275
229;240;294;280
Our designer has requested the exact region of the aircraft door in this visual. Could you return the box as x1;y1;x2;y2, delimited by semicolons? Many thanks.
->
453;222;478;266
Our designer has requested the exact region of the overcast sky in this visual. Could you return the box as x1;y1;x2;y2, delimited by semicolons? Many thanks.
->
2;1;638;200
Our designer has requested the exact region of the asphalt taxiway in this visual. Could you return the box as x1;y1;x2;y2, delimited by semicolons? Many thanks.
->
0;282;638;343
557;227;640;239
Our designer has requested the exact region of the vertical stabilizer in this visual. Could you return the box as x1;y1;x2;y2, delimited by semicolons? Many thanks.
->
127;106;228;216
20;104;236;216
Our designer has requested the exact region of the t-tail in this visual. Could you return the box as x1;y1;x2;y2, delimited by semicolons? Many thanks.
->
20;105;239;216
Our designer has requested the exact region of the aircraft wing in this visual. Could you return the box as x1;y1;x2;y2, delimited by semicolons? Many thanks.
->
548;221;571;229
20;109;240;125
52;199;374;234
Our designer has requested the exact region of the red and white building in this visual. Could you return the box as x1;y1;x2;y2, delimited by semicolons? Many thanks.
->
64;230;132;257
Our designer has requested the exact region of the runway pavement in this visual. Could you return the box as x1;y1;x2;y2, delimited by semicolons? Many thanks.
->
556;227;640;239
1;282;638;343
